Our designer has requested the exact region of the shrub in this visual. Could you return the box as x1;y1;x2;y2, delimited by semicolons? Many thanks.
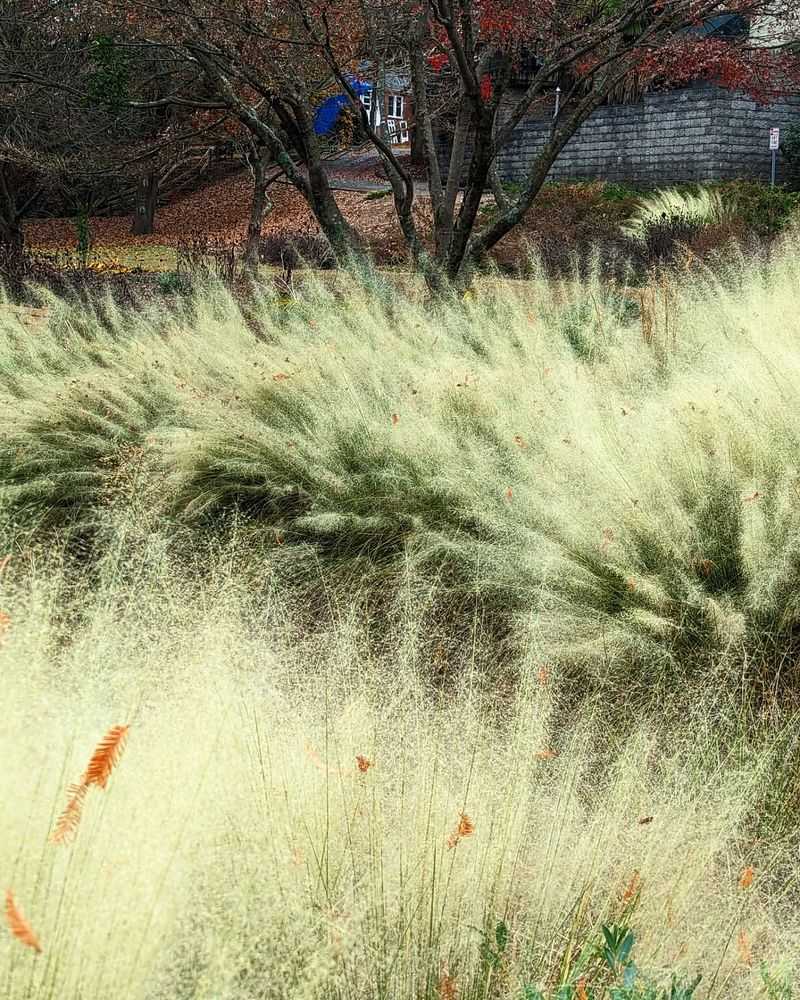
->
638;212;707;263
714;180;800;239
601;181;642;202
175;231;238;285
779;123;800;189
619;182;798;267
494;181;640;278
258;231;336;270
157;270;190;295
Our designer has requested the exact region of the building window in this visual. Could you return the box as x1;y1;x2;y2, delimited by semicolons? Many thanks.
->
360;91;373;112
388;94;405;119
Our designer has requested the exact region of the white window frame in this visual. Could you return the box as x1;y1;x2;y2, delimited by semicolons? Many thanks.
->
386;118;409;144
388;94;405;120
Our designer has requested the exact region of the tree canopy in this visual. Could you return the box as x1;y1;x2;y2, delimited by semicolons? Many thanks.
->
4;0;800;286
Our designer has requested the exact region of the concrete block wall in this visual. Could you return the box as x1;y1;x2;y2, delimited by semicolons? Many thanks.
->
442;86;800;186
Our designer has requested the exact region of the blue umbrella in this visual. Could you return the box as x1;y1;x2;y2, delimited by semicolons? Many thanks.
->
313;79;372;135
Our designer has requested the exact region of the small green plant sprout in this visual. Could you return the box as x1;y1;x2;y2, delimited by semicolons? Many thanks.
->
598;924;637;980
662;973;703;1000
593;925;701;1000
522;988;545;1000
475;918;509;994
759;961;794;1000
480;919;508;968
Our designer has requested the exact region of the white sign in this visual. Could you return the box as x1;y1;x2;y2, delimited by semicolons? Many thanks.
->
770;128;781;150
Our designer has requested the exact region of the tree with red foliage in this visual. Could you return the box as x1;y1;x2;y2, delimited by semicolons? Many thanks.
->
11;0;800;288
397;0;800;286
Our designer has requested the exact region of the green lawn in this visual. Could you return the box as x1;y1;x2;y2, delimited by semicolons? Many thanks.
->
31;244;179;273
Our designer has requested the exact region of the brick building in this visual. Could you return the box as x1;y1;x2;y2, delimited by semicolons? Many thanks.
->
359;70;413;145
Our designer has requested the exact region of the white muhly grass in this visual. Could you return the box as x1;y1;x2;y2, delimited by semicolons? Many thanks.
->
621;185;730;240
3;256;800;993
0;562;798;999
6;252;800;682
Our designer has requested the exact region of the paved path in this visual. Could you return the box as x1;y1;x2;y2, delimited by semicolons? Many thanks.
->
271;174;430;196
269;146;430;196
328;177;431;196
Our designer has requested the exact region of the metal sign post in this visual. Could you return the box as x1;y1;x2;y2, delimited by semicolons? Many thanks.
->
549;86;562;140
770;127;780;187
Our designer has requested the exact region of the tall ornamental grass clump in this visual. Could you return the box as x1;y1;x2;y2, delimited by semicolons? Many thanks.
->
621;187;731;243
0;547;798;999
5;242;800;695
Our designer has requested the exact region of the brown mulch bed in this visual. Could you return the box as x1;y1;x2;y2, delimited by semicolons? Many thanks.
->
23;167;633;274
24;167;434;265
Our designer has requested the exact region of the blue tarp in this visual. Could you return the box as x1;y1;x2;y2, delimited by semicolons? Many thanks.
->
685;14;748;38
314;78;372;135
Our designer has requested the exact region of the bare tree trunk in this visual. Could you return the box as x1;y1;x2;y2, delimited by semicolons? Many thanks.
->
462;77;632;278
190;52;364;268
446;117;495;286
437;99;472;257
0;167;32;252
488;112;510;212
289;102;364;263
132;172;158;235
243;146;271;270
0;215;23;251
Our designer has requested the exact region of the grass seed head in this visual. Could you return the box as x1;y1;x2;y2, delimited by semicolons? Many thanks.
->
50;782;89;845
447;813;475;849
81;725;129;790
4;890;42;953
439;971;458;1000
